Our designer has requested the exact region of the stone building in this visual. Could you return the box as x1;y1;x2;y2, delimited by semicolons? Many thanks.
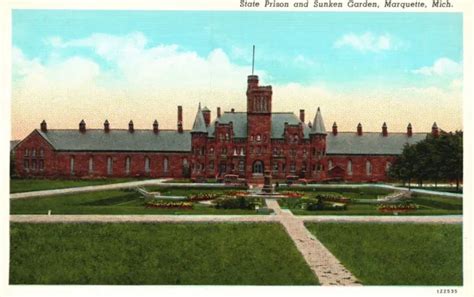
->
14;74;437;182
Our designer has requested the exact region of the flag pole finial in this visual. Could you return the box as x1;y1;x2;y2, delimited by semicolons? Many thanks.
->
252;45;255;75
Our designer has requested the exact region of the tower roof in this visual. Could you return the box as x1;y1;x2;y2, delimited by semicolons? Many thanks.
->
191;103;208;133
310;107;326;134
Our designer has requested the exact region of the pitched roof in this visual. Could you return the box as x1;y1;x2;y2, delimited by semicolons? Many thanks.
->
310;107;326;134
207;111;311;139
326;132;427;155
10;140;20;152
36;129;191;152
191;103;208;133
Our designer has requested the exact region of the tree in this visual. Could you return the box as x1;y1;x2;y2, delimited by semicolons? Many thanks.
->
389;131;463;191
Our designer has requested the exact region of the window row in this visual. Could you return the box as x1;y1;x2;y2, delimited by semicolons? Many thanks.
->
24;148;44;157
23;159;45;171
68;156;176;175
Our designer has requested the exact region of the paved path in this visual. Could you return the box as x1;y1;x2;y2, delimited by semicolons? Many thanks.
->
265;199;361;286
289;183;462;198
10;214;278;223
10;179;170;199
301;215;462;224
10;180;233;200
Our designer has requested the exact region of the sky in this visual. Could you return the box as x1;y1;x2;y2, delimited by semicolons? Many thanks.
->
11;10;463;140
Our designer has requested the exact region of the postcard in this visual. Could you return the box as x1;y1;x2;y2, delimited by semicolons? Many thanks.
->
1;0;471;296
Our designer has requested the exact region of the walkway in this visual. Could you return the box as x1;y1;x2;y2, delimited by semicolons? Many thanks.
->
290;183;463;198
265;199;360;286
10;180;230;200
10;179;169;200
301;215;462;224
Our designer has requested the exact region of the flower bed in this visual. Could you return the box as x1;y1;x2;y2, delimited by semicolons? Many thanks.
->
281;191;305;198
378;203;418;213
224;190;249;197
188;193;220;201
145;201;193;209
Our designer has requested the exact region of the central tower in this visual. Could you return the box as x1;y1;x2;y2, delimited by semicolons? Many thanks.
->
246;74;272;178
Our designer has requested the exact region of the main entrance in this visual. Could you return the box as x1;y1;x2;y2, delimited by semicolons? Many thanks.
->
252;160;264;174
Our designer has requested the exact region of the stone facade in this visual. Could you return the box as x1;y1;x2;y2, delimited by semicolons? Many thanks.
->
14;74;437;182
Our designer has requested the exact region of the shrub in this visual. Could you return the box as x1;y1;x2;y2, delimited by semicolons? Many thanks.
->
214;197;262;210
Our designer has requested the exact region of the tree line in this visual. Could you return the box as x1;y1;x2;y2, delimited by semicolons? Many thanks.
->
388;131;463;190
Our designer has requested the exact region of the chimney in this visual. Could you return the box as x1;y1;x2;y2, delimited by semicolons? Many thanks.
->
79;120;86;133
231;108;235;113
104;120;110;133
177;106;183;133
432;122;439;138
357;123;363;136
40;120;47;132
217;107;221;118
382;122;388;137
128;120;134;133
202;106;211;127
308;121;312;129
407;123;412;137
332;122;338;136
153;120;159;134
299;109;305;122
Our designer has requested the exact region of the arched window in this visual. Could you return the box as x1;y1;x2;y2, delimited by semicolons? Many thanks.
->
293;134;299;143
145;157;150;173
328;160;333;170
366;160;372;176
256;134;261;142
347;160;353;176
233;148;238;156
240;147;245;156
209;147;214;154
125;157;131;175
70;156;75;175
107;157;113;175
88;157;94;174
24;149;29;157
39;148;44;157
163;157;169;173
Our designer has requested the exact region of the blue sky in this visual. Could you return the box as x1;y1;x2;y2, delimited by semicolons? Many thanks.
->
13;10;462;87
11;10;463;139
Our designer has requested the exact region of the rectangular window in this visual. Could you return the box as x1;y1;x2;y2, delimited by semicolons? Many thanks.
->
163;158;169;173
239;161;244;172
107;157;113;175
290;162;296;173
23;159;29;170
24;149;29;157
39;149;44;157
39;160;44;171
145;158;150;173
70;157;75;175
89;157;94;174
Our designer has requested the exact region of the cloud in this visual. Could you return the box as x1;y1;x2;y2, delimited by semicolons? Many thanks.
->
12;32;462;140
412;58;462;76
334;32;398;53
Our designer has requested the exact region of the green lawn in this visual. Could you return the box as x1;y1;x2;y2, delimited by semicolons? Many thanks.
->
10;178;135;193
10;188;262;215
279;186;394;199
10;223;318;285
306;223;462;285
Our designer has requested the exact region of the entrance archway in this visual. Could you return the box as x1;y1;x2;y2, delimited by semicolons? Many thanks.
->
252;160;264;174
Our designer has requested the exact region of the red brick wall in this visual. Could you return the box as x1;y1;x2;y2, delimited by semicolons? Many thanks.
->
326;155;396;182
15;131;57;178
15;130;397;182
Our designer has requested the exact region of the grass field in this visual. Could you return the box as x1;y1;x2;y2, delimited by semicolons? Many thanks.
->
10;188;262;215
306;223;462;285
10;223;318;285
10;178;134;193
